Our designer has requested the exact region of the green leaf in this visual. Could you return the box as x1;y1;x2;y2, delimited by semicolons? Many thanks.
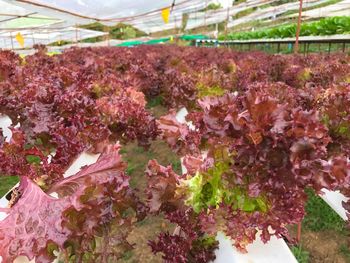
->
25;155;41;164
35;138;43;145
256;197;268;213
24;144;33;150
46;242;59;257
201;182;214;204
242;198;256;212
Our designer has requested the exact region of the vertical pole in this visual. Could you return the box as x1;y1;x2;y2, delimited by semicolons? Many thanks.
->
75;25;79;46
294;0;303;53
328;42;331;54
104;24;110;46
277;42;281;53
31;31;35;46
204;0;208;28
224;4;230;41
47;29;50;46
297;222;302;243
10;31;14;49
342;42;346;53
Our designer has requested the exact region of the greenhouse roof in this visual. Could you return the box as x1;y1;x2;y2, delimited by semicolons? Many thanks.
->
1;0;350;49
1;0;212;25
0;27;107;49
0;15;61;29
0;0;110;49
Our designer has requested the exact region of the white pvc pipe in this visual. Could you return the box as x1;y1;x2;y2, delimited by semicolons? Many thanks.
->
0;114;12;142
320;189;348;221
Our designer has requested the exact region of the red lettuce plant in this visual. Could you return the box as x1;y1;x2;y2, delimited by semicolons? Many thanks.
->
145;160;218;263
159;87;350;251
0;144;145;263
0;46;349;262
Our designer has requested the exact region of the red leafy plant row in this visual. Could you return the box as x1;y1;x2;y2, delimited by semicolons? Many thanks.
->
0;45;349;262
158;85;350;252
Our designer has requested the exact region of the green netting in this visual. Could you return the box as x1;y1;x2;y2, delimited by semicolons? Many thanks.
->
116;40;144;47
144;37;170;45
180;34;209;41
116;35;208;47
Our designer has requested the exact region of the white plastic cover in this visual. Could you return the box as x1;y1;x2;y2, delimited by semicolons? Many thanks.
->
0;27;107;49
1;0;281;34
3;0;209;25
227;0;327;28
2;0;350;36
297;0;350;18
10;0;193;20
185;0;275;31
129;0;275;33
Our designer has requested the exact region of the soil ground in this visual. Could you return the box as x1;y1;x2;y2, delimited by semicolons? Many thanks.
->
120;139;180;262
289;226;350;263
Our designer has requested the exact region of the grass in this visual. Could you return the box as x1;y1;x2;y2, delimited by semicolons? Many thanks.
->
289;188;347;261
0;176;19;198
303;189;346;233
171;159;182;172
339;244;350;261
146;96;163;108
290;244;310;263
121;140;181;192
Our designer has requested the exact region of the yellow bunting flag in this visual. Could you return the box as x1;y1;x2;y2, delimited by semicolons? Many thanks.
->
161;8;170;24
170;36;174;42
15;32;24;48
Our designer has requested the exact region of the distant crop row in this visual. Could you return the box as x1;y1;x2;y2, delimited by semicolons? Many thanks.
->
221;16;350;40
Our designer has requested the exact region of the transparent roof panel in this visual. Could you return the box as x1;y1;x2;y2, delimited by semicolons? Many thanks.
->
0;27;107;49
4;0;200;20
0;15;62;29
0;0;349;46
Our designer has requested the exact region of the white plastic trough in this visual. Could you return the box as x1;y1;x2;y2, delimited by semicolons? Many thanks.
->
0;108;348;262
320;189;348;221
